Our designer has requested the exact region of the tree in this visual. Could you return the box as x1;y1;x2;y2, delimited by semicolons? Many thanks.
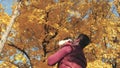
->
0;0;120;68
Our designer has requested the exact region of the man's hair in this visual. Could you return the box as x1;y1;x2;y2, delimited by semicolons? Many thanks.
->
77;34;90;48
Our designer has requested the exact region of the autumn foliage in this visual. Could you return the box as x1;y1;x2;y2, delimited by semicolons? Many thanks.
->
0;0;120;68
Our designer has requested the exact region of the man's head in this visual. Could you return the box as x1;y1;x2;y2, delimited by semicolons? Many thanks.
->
77;34;90;48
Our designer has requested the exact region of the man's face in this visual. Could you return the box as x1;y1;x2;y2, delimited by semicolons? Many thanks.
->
73;38;80;46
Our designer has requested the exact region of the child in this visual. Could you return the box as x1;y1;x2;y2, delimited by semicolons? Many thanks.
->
47;34;90;68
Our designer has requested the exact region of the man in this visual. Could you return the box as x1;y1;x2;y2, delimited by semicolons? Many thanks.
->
47;34;91;68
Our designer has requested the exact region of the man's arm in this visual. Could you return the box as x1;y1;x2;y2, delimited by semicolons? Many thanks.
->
47;45;72;66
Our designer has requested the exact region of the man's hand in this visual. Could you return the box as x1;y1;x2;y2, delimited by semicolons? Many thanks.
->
58;39;72;47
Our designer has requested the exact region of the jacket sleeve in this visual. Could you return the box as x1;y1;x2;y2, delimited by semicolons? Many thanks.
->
47;45;72;66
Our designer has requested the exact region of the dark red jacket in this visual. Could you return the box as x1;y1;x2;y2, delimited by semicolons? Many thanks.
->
48;42;87;68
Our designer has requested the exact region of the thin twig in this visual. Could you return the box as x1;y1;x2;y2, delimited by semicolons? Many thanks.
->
8;43;32;68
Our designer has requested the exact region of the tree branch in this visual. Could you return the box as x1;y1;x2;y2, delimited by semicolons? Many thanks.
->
0;2;21;53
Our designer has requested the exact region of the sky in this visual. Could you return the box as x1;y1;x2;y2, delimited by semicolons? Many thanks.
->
0;0;17;15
